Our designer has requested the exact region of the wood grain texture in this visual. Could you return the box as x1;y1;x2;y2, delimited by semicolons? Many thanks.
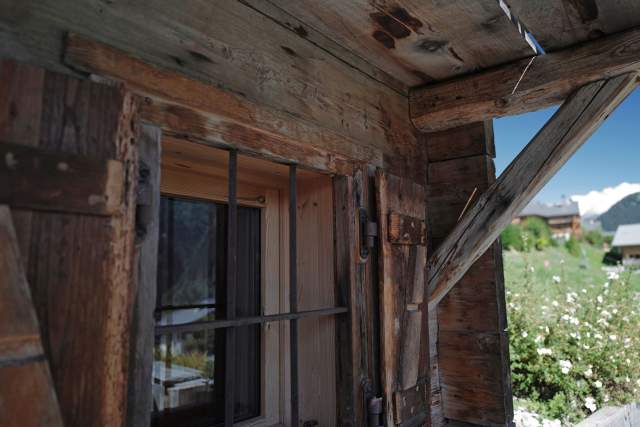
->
255;0;532;86
428;74;639;311
0;206;64;427
0;142;124;215
508;0;640;52
297;176;337;427
1;0;424;180
0;60;140;426
376;170;428;427
0;60;45;266
333;174;363;426
410;27;640;131
388;211;427;245
126;124;162;427
426;121;512;426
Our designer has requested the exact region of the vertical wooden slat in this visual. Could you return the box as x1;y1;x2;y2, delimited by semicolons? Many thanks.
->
375;170;429;426
333;174;360;426
0;205;63;427
126;124;162;427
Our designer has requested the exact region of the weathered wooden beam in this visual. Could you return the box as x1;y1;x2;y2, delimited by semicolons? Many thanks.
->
64;33;373;175
0;141;124;215
410;27;640;131
427;73;639;309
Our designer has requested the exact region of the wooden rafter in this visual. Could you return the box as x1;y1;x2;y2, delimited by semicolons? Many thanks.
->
410;27;640;132
427;73;639;309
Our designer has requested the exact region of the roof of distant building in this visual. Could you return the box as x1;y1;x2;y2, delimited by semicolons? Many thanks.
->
612;223;640;247
519;200;580;219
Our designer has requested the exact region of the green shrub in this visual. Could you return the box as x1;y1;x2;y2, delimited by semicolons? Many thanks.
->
603;248;622;266
584;230;605;247
507;270;640;423
502;224;525;251
565;235;581;257
523;217;553;250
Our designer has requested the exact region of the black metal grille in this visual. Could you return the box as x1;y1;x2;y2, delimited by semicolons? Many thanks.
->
153;150;348;426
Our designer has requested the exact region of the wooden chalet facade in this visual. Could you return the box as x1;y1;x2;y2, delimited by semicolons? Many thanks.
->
0;1;639;427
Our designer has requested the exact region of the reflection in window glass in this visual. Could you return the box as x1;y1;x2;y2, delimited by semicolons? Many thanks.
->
152;196;261;426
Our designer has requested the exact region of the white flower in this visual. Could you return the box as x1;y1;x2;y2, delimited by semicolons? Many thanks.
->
559;360;572;374
594;333;603;340
584;396;597;412
604;394;610;403
584;367;593;377
604;281;610;288
530;266;535;273
566;292;575;303
552;275;561;284
594;380;603;388
560;259;565;264
583;344;591;349
612;308;618;314
535;335;544;343
597;295;604;304
552;300;559;307
607;271;619;280
537;348;553;356
609;334;617;341
521;331;528;338
582;288;588;294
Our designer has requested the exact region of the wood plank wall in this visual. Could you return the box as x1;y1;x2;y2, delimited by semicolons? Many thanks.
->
0;60;139;427
0;0;425;184
426;122;513;426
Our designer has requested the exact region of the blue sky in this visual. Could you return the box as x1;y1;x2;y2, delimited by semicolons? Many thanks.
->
494;89;640;203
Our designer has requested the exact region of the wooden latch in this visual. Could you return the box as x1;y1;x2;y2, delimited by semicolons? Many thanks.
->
359;207;378;260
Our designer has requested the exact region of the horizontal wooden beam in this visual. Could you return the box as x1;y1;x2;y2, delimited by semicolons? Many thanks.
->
64;33;378;175
0;142;124;215
410;27;640;131
427;73;639;309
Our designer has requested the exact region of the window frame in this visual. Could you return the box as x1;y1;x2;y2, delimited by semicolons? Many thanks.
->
158;160;284;427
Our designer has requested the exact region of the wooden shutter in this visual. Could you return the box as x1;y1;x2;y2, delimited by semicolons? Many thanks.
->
0;59;139;426
0;206;64;427
376;170;429;426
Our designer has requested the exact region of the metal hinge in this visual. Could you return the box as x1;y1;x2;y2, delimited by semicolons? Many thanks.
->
359;207;378;260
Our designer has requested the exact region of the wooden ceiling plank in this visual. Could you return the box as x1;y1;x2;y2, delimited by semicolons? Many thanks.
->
263;0;533;85
410;27;640;132
508;0;640;52
427;72;639;309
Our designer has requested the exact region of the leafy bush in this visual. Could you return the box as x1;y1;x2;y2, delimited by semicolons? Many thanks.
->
565;235;581;257
523;217;553;250
603;248;622;266
502;224;525;251
508;270;640;424
583;230;605;247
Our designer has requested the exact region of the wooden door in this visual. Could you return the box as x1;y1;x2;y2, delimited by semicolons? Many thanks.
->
376;170;429;426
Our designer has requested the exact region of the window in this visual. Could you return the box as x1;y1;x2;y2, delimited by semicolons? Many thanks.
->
152;197;261;426
148;140;345;426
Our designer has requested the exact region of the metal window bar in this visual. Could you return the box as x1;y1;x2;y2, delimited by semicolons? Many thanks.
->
289;164;299;427
154;149;349;427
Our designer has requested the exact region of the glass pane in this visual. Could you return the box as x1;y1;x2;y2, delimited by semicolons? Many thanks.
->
152;196;261;426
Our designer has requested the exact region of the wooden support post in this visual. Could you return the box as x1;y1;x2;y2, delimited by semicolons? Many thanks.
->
426;121;511;426
126;124;162;427
410;27;640;132
428;73;639;310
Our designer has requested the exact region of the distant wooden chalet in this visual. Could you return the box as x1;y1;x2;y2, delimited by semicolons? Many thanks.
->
612;224;640;265
1;1;640;427
514;200;582;239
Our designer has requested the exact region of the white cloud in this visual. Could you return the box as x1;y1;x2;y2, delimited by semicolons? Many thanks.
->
571;182;640;217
